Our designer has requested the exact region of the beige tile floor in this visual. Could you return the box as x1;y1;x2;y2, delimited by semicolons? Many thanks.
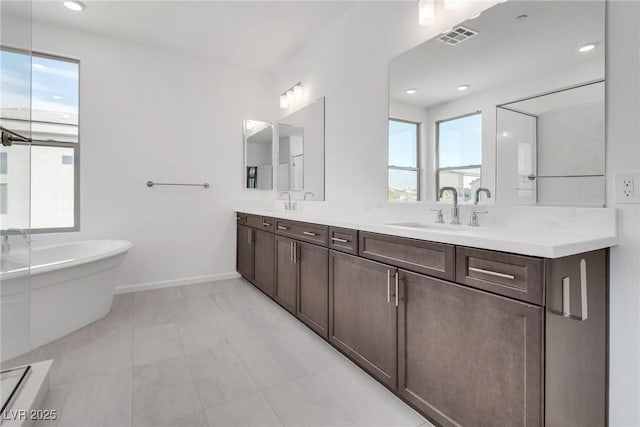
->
20;278;431;427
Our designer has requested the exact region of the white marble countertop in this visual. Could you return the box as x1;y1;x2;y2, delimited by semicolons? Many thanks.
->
236;205;618;259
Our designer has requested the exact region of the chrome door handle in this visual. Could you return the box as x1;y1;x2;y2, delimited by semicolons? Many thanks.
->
293;242;297;264
562;259;589;321
290;241;293;262
387;270;391;303
395;272;399;307
331;237;349;243
247;229;251;245
469;266;515;280
303;231;317;236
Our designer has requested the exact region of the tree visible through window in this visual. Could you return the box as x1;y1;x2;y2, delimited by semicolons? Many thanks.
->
388;119;419;201
1;49;79;231
437;113;482;203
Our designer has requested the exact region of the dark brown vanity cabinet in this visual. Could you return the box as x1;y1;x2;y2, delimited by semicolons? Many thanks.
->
236;215;275;297
236;224;253;281
296;241;329;338
398;270;542;427
237;212;609;427
328;250;398;389
274;235;298;314
252;229;275;297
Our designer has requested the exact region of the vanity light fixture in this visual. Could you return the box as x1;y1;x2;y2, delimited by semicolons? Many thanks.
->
279;82;303;109
578;43;596;53
418;0;435;25
457;84;470;91
405;88;417;95
279;94;288;109
63;0;86;12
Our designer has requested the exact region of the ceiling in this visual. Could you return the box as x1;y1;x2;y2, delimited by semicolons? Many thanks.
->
5;1;354;72
390;0;605;109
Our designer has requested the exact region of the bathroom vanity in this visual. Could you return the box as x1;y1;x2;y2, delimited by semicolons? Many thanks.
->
236;209;612;427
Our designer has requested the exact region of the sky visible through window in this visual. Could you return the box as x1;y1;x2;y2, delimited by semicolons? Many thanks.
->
438;113;482;168
1;49;79;125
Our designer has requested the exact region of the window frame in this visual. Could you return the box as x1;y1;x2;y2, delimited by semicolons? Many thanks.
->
388;118;420;202
435;111;482;201
1;46;80;233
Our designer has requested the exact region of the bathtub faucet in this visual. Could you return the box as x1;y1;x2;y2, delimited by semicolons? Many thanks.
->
1;228;28;255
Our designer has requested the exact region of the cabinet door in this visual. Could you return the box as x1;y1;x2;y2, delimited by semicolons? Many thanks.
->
253;229;275;297
237;224;253;281
274;235;297;314
398;269;542;427
328;250;397;389
297;242;329;338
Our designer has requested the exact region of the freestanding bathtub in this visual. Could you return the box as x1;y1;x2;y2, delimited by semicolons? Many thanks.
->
1;240;133;362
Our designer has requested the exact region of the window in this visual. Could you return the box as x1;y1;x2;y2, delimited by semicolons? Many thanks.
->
1;48;79;232
388;119;419;201
436;113;482;203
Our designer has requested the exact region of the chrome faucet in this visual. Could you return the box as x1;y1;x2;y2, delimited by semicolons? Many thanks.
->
279;192;294;210
1;228;27;255
474;188;491;205
303;192;315;201
438;187;460;225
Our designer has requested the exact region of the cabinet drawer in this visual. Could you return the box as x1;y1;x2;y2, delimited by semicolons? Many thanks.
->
236;212;247;225
245;214;263;230
328;227;358;255
275;219;328;246
456;246;543;305
260;216;275;232
359;232;455;281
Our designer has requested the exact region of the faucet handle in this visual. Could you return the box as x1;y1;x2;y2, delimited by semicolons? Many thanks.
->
469;210;488;227
430;208;444;224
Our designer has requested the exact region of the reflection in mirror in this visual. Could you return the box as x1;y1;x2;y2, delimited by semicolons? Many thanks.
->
496;81;605;206
277;124;304;191
388;0;605;206
244;119;273;190
277;97;325;200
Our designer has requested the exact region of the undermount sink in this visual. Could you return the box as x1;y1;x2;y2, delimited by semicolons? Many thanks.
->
385;222;471;232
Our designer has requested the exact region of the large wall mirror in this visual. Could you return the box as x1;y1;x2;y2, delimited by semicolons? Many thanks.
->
244;119;274;190
277;97;325;200
388;0;605;206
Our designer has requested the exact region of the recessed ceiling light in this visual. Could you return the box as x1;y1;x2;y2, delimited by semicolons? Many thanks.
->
63;0;86;12
457;84;470;91
469;12;482;20
578;43;596;53
405;88;417;95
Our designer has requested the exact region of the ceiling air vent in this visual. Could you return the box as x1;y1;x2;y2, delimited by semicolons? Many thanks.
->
438;26;478;45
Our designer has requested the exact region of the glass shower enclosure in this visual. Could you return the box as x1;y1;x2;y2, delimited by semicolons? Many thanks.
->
0;0;33;416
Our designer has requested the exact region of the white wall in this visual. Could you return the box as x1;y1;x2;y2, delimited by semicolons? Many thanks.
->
7;18;277;289
276;1;640;424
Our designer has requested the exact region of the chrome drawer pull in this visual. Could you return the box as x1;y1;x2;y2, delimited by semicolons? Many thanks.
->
469;266;515;280
395;272;399;307
278;225;289;230
580;259;588;321
562;277;571;318
331;237;349;243
303;231;317;236
263;222;272;227
387;270;391;303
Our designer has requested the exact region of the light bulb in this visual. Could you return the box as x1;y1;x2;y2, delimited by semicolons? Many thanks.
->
418;0;435;25
286;90;294;105
293;84;303;100
63;0;86;11
280;94;288;109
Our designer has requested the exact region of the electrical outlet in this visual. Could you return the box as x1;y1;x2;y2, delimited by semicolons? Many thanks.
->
615;173;640;204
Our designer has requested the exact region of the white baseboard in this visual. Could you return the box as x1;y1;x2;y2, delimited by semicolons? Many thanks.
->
114;272;241;294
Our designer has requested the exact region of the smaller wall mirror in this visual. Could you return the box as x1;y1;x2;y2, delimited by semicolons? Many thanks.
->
277;97;325;200
244;119;274;190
